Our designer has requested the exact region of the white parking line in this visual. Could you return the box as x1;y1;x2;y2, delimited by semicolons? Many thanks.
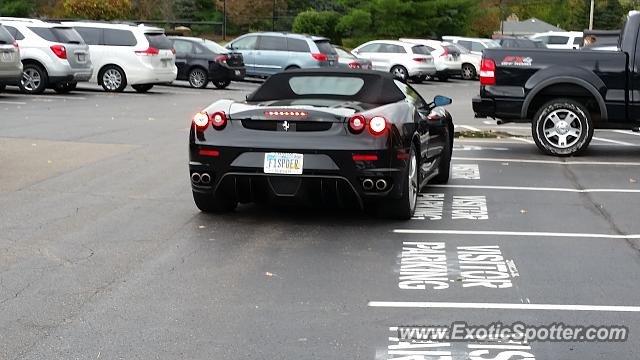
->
0;100;26;105
32;95;87;100
509;136;534;144
612;129;640;137
456;125;481;132
430;184;640;194
592;136;635;146
453;157;640;166
368;301;640;312
392;229;640;239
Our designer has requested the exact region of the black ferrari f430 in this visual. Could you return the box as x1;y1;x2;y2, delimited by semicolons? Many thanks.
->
189;69;454;219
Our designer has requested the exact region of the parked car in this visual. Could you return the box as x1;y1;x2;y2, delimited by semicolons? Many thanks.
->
400;38;461;81
351;40;436;82
529;31;583;49
449;43;481;80
188;68;454;219
442;36;500;56
472;11;640;156
225;32;338;77
169;36;244;89
333;45;372;70
496;37;546;48
0;23;23;92
63;21;176;93
0;17;92;94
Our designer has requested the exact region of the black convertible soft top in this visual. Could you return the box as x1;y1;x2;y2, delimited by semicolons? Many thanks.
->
246;68;406;105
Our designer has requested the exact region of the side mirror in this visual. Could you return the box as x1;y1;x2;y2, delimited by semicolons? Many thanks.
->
433;95;452;107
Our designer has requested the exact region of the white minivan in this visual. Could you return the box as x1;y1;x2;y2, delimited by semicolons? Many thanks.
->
63;21;177;92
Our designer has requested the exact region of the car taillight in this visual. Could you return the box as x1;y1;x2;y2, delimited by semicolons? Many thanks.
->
368;116;388;136
348;115;366;134
440;47;449;57
50;45;66;60
215;55;228;63
480;58;496;85
171;48;176;55
413;57;428;62
135;47;159;55
311;53;328;61
13;40;19;49
264;111;308;117
193;112;210;131
211;111;227;130
348;61;361;69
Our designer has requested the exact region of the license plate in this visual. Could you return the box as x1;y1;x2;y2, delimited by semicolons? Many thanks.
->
1;52;13;62
264;152;303;175
234;70;241;76
77;54;85;62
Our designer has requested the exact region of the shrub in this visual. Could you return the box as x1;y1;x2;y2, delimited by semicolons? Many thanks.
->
63;0;133;20
292;10;341;43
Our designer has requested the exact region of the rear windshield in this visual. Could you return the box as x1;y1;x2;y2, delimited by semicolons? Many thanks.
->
145;33;173;49
314;40;337;55
411;45;431;55
29;27;84;44
203;39;227;54
334;46;356;60
289;76;364;96
0;25;14;43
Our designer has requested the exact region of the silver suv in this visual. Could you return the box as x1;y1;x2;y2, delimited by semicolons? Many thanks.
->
0;23;22;92
0;18;92;94
226;32;338;77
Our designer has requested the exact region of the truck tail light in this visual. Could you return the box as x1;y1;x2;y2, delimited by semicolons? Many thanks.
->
480;58;496;85
311;53;328;61
368;116;388;136
50;45;67;59
135;47;159;55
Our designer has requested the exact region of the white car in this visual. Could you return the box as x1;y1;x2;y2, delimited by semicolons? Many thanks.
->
399;38;462;81
449;43;481;80
351;40;436;82
63;21;177;92
529;31;583;50
442;36;500;56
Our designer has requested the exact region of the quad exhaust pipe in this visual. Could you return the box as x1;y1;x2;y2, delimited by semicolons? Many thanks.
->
362;178;374;191
191;172;211;185
375;179;388;191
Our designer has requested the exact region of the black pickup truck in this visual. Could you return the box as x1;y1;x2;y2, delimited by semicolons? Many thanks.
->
473;11;640;156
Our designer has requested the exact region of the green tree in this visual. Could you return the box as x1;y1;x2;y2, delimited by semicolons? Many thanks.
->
0;0;35;16
63;0;133;20
336;8;371;38
292;10;341;42
595;0;625;29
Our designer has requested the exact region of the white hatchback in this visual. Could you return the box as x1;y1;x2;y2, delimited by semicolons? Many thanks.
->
63;22;177;92
399;38;462;81
351;40;436;83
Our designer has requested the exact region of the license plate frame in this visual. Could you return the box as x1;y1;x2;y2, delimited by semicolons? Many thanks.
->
264;152;304;175
77;53;85;62
1;52;13;63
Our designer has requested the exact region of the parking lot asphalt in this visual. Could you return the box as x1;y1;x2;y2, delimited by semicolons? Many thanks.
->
1;79;640;359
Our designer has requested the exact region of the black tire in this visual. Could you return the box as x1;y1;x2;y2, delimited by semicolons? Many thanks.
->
285;65;300;71
53;81;77;94
188;67;209;89
532;99;594;157
99;65;127;92
19;63;48;94
192;191;237;213
0;84;5;92
380;145;418;220
390;65;408;82
437;73;449;82
411;75;426;84
213;79;231;89
431;126;452;184
132;84;154;93
461;64;477;80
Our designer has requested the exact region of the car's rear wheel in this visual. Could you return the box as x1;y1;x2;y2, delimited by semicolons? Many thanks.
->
100;65;127;92
188;67;208;88
437;73;449;82
532;99;594;157
381;145;418;220
431;126;452;184
461;64;477;80
390;65;408;82
192;191;237;213
132;84;154;93
53;81;77;93
19;63;47;94
213;79;231;89
411;75;426;84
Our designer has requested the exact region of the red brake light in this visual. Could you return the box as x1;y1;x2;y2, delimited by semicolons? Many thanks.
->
352;154;378;161
412;58;427;62
211;111;227;130
348;115;366;133
440;47;449;57
348;61;361;69
480;58;496;85
199;149;220;157
311;53;328;61
264;111;308;117
50;45;66;59
135;47;159;55
215;54;228;63
193;112;210;131
368;116;388;136
13;40;19;49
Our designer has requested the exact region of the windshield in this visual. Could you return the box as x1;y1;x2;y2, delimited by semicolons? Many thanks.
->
334;46;356;60
145;33;173;49
289;76;364;96
484;40;500;48
411;45;432;55
314;40;337;55
202;39;228;53
450;43;470;54
29;26;84;44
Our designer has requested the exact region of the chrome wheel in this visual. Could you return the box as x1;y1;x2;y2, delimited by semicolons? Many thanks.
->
102;68;123;91
391;66;408;80
21;68;42;92
408;150;418;212
189;69;207;88
542;109;582;149
462;64;476;80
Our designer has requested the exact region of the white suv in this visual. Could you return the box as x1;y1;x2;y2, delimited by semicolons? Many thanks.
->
63;22;177;92
442;36;500;56
399;38;462;81
351;40;436;82
0;17;92;94
529;31;583;50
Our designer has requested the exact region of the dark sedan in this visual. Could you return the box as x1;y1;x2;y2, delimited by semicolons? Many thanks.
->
169;36;245;89
188;69;454;219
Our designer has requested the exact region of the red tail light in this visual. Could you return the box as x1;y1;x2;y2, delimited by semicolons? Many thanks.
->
193;112;210;131
412;57;428;62
135;47;159;55
311;53;328;61
352;154;378;161
440;47;449;57
13;40;19;49
348;115;366;134
368;116;388;136
348;61;361;69
50;45;67;60
211;111;227;130
264;110;308;117
199;149;220;157
479;58;496;85
215;54;228;63
171;48;176;55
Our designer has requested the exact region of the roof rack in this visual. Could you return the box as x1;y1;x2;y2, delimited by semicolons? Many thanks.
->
0;17;46;24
